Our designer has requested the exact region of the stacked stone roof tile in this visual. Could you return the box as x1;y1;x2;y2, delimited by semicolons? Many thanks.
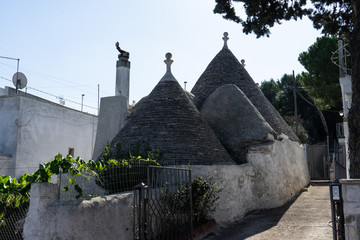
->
110;54;235;165
104;34;298;166
191;39;298;141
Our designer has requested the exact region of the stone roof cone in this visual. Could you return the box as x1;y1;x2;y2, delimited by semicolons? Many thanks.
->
109;53;235;165
201;84;276;163
191;33;298;141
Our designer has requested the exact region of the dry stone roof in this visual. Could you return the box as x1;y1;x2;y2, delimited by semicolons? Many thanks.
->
191;35;298;141
201;84;276;163
110;53;235;165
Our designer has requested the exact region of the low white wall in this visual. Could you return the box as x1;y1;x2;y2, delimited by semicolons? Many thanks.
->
24;139;309;238
189;138;310;224
24;183;133;240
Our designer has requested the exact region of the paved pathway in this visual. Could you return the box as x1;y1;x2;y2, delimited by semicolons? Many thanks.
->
200;183;333;240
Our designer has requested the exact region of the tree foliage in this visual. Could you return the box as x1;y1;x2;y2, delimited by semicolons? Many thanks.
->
260;74;326;144
298;36;342;110
213;0;360;178
283;115;309;143
213;0;353;37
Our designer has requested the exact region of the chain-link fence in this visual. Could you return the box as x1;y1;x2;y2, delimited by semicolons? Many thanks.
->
0;203;28;240
58;162;157;201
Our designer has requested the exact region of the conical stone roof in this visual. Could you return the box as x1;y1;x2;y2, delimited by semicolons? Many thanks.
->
191;33;298;141
201;84;276;163
110;53;235;165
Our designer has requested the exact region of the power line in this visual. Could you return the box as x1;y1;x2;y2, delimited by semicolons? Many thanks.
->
0;61;112;97
0;75;98;110
27;86;98;110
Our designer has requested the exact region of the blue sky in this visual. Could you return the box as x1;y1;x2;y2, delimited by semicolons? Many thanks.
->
0;1;322;114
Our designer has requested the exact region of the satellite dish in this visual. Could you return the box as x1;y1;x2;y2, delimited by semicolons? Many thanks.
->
12;72;27;89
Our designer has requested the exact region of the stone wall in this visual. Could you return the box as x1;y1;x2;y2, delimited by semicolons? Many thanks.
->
23;139;309;239
340;179;360;240
23;183;133;240
189;138;310;223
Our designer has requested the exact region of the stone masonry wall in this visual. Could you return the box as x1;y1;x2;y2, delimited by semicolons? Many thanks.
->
23;183;133;240
24;139;309;239
189;138;310;223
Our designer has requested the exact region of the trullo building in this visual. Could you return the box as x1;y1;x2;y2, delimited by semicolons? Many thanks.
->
94;33;310;223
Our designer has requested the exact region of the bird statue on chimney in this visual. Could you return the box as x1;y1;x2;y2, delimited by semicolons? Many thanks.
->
115;42;129;59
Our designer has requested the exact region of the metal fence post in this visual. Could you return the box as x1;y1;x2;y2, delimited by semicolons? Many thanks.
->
134;182;148;240
330;180;345;240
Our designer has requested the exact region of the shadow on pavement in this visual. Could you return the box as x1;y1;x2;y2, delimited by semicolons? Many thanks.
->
201;183;329;240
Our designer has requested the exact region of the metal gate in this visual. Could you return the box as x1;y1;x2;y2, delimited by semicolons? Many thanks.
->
306;144;329;180
134;166;193;240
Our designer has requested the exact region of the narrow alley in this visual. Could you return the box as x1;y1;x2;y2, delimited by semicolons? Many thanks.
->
201;182;332;240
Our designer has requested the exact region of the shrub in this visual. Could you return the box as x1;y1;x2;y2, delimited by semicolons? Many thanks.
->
159;175;224;227
191;176;224;226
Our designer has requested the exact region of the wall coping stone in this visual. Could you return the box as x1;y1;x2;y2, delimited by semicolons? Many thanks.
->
340;179;360;184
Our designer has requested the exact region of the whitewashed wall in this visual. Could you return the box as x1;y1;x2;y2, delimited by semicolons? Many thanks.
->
190;138;310;224
0;97;19;176
0;95;97;178
23;183;133;240
24;139;310;239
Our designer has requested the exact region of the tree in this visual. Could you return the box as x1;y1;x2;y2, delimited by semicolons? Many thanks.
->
260;74;327;144
298;36;342;110
213;0;360;178
259;79;279;105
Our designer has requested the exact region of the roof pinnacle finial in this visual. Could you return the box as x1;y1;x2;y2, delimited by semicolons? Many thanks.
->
160;52;177;82
223;32;229;49
164;52;173;72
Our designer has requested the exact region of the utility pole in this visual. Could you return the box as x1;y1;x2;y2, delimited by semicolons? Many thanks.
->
293;70;298;136
97;84;100;115
81;94;85;112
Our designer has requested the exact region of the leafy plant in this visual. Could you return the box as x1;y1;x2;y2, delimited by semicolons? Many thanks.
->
101;142;161;163
191;176;224;226
0;151;159;226
159;175;224;227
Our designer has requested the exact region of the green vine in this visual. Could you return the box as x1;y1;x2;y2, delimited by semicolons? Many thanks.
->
0;150;159;224
0;146;222;230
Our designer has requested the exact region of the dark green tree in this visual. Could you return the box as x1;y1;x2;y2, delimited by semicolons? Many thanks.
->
213;0;360;178
260;74;327;144
259;79;279;106
298;36;342;110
